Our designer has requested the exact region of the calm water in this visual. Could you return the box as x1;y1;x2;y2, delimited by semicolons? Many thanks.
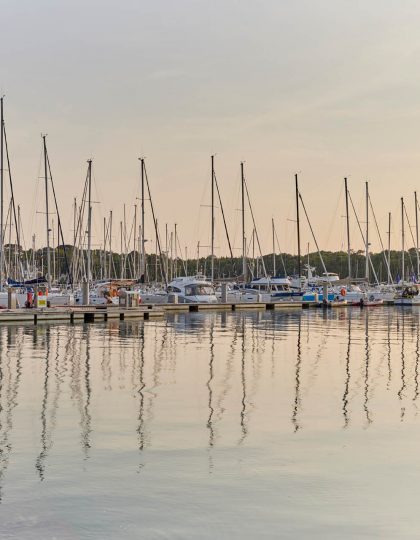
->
0;308;420;538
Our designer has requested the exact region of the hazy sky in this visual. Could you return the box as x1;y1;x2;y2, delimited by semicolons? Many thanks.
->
2;0;420;259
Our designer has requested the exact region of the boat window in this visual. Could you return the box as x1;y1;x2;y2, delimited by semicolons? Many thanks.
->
185;285;214;296
167;286;181;293
194;285;214;295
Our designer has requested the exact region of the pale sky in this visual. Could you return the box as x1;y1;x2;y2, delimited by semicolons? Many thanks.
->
2;0;420;258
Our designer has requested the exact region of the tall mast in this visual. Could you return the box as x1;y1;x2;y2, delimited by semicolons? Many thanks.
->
344;177;351;281
295;173;301;290
241;162;247;281
120;221;123;279
133;204;137;280
272;218;276;276
165;223;168;278
416;191;419;280
108;210;113;280
73;198;77;247
401;197;405;283
139;158;146;280
211;155;215;282
43;135;51;288
103;216;106;280
365;181;369;282
174;222;178;278
155;218;158;282
87;159;92;283
387;212;391;284
0;96;3;290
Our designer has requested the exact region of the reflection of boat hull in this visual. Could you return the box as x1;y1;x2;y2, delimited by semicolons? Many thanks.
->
394;297;420;306
362;299;384;307
330;300;348;308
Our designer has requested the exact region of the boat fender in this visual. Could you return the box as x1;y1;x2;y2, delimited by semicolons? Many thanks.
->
340;288;346;296
138;296;142;305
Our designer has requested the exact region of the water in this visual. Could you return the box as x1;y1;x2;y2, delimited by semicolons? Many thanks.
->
0;308;419;539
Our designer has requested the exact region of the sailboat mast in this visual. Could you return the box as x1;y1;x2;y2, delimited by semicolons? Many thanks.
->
365;181;369;282
140;157;145;280
133;204;137;280
103;216;106;280
401;197;405;283
43;135;51;288
73;198;77;247
108;210;113;280
388;212;391;284
0;96;3;290
241;162;246;281
174;223;178;278
416;191;419;279
211;155;215;282
272;218;276;276
87;159;92;283
344;177;351;281
295;173;301;290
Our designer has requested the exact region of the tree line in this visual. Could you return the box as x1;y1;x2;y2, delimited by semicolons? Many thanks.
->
4;244;415;283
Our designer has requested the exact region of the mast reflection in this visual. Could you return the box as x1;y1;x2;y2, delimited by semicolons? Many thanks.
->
0;327;23;501
342;313;352;428
239;316;248;444
207;317;215;448
398;310;406;421
35;327;51;480
292;316;302;433
363;310;372;425
137;323;146;455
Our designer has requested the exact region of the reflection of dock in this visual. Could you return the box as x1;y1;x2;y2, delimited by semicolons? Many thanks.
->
161;301;302;312
0;306;165;324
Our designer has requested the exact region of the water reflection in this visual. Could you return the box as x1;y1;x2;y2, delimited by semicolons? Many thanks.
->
1;309;420;501
0;327;23;501
239;317;248;444
291;316;302;433
342;314;351;428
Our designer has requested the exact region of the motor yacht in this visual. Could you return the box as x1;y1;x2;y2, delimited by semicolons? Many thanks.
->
141;275;218;304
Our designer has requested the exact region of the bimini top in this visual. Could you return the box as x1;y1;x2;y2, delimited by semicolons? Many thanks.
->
249;276;291;286
169;274;210;285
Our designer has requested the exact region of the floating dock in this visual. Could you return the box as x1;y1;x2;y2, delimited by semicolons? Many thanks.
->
0;301;302;325
0;299;400;325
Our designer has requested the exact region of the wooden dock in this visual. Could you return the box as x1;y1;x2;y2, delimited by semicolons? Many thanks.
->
0;301;303;325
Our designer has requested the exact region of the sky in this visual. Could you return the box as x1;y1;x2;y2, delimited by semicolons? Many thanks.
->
2;0;420;259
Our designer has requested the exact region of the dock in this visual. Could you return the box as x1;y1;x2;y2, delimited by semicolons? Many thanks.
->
0;299;401;325
0;301;303;325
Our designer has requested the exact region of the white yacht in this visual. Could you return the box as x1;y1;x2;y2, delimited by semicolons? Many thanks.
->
141;275;218;304
242;276;302;302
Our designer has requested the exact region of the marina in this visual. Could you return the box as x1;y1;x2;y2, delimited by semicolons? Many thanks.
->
1;308;420;538
3;1;420;537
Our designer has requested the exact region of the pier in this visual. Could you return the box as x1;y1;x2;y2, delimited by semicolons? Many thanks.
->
0;299;404;325
0;301;304;325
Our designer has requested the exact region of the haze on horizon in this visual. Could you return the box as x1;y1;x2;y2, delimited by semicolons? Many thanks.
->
2;0;420;261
